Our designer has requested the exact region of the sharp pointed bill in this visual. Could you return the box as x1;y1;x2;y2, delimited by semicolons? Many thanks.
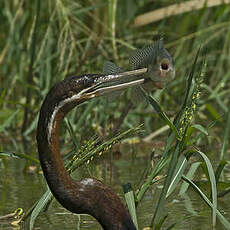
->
90;67;148;100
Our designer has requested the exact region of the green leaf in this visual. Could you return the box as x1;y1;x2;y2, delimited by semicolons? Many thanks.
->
23;114;39;137
182;175;230;230
191;124;208;135
0;151;40;163
0;89;6;107
123;183;138;229
220;108;230;160
0;151;20;159
145;94;181;140
0;109;19;131
65;118;79;149
182;47;201;109
30;189;52;230
166;154;188;197
196;149;217;227
155;215;168;230
181;193;198;216
179;162;201;195
215;160;228;184
205;103;222;121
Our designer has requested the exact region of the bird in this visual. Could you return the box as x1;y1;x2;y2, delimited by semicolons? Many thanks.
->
36;70;149;230
36;39;175;229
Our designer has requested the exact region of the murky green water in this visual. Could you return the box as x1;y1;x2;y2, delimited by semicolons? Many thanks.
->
0;143;229;230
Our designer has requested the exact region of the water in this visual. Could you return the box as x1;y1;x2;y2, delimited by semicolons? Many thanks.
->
0;143;229;230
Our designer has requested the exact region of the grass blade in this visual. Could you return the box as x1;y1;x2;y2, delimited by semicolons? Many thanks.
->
220;108;230;160
23;114;39;137
166;154;189;197
0;109;19;131
155;215;168;230
182;47;201;109
182;175;230;230
65;118;79;149
196;149;217;227
179;162;201;195
0;151;40;163
181;193;198;216
30;188;52;230
191;124;208;136
215;160;228;184
145;93;181;140
173;48;201;126
123;183;138;229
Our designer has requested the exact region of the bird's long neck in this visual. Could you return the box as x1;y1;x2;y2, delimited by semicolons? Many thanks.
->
36;74;137;230
37;75;90;199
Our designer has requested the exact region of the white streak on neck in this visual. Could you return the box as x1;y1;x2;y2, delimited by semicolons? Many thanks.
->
47;86;95;144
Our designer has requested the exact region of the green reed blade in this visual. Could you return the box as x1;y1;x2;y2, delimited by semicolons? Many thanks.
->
215;161;228;185
141;89;181;140
179;162;201;196
166;153;189;198
123;183;139;230
182;175;230;230
29;189;52;230
0;151;40;164
195;149;217;227
220;108;230;160
0;109;19;132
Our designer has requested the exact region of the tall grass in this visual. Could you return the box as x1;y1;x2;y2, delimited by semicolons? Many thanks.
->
0;0;230;229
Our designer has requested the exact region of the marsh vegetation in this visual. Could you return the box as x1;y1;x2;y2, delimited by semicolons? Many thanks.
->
0;1;230;229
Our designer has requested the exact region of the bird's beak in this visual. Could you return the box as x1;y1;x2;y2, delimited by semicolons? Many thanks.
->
84;68;148;97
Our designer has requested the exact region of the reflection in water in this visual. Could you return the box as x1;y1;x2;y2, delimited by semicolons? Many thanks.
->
0;143;229;229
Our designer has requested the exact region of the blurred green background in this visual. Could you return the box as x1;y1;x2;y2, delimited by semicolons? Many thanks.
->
0;0;229;148
0;0;230;229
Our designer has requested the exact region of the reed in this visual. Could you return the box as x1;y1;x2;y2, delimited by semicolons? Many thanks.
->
0;1;230;229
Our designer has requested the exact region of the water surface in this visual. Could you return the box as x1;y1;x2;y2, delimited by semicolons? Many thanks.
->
0;142;229;230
